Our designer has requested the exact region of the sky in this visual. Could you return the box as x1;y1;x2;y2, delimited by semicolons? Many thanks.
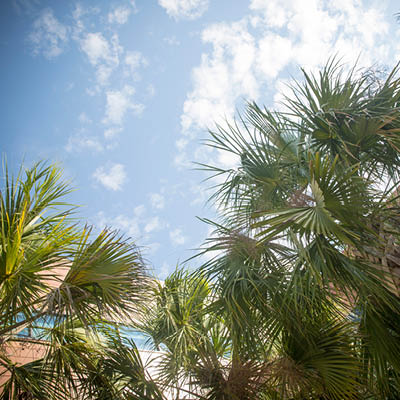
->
1;0;400;279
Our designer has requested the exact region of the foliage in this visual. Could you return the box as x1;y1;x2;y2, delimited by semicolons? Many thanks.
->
4;58;400;400
0;161;156;399
141;60;400;399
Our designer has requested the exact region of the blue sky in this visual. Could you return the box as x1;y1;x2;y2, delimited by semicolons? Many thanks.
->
1;0;400;278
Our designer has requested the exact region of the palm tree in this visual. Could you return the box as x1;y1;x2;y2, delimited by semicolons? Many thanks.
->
0;161;154;399
138;60;400;399
141;259;359;399
195;59;400;398
139;269;236;399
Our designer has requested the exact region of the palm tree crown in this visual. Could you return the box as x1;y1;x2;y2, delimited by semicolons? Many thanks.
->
0;161;153;399
141;60;400;399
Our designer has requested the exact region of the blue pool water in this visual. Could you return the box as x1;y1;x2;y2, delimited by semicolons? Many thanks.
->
15;314;152;350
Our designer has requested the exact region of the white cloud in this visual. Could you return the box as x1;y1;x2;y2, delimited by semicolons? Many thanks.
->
103;85;144;125
145;242;161;256
176;138;188;151
96;65;113;86
164;36;180;46
80;32;121;67
108;6;131;24
189;182;210;206
29;8;68;58
71;4;101;40
178;0;394;170
71;4;85;38
144;216;165;233
169;228;186;246
29;3;150;155
124;51;148;80
95;211;140;237
181;20;258;134
65;131;103;153
81;32;110;65
104;127;122;139
95;205;163;253
134;204;146;217
257;34;293;79
80;32;122;86
173;151;191;169
149;193;165;210
248;0;389;70
93;163;127;191
112;215;139;237
158;0;208;20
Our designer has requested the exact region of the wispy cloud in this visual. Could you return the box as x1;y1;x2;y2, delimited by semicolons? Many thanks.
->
28;8;68;58
104;127;122;139
65;131;103;153
145;242;161;256
158;0;209;20
108;6;132;25
134;204;146;217
81;32;111;65
149;193;165;210
71;4;101;40
181;19;258;135
80;32;122;86
96;210;140;237
144;216;165;233
94;205;165;256
177;0;392;169
163;36;180;46
103;85;144;125
124;51;148;80
93;163;127;191
169;228;186;246
28;3;149;154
